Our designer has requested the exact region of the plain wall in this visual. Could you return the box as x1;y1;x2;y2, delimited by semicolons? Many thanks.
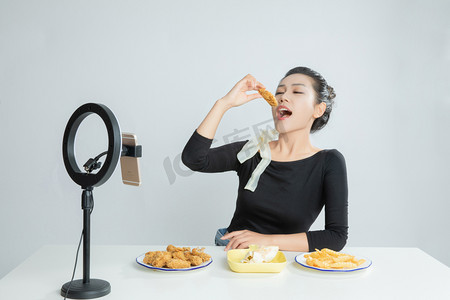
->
1;0;449;278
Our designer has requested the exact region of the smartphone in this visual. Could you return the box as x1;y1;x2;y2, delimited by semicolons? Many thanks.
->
120;133;141;186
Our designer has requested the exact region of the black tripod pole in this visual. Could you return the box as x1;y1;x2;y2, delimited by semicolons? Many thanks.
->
60;187;111;299
82;187;93;284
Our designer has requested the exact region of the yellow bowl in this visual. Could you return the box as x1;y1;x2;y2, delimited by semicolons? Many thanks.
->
227;249;287;273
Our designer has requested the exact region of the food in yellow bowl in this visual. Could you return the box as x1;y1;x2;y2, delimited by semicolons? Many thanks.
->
227;245;287;273
240;245;279;263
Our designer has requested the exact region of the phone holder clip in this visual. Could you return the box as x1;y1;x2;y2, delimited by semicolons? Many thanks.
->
121;145;142;158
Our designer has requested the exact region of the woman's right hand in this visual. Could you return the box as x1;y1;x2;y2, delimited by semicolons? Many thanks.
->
195;74;266;139
218;74;266;109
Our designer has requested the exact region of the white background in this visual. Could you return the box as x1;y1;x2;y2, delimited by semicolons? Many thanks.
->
1;0;449;279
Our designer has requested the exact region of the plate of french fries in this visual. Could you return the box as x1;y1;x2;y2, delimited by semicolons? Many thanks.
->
295;248;372;272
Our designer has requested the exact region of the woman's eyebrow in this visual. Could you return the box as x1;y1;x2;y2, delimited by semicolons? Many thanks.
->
277;83;306;88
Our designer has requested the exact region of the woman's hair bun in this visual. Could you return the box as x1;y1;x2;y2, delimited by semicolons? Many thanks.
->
327;85;336;101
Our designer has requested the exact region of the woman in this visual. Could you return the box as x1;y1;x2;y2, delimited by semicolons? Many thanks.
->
181;67;348;252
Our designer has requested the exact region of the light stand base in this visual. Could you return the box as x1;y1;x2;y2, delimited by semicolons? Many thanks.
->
61;279;111;299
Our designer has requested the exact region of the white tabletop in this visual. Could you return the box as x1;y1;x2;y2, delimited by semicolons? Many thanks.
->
0;245;449;300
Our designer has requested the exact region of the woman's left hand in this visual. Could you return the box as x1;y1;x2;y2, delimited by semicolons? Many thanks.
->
221;230;273;251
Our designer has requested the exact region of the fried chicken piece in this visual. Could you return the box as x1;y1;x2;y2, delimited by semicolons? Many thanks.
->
188;255;203;266
199;252;211;262
192;247;211;262
172;251;187;261
143;251;158;265
191;247;205;256
258;88;278;107
166;245;184;253
166;258;191;269
151;251;172;268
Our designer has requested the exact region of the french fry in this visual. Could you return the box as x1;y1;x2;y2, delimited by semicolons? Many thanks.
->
305;248;365;270
329;261;357;269
322;248;340;257
332;254;354;263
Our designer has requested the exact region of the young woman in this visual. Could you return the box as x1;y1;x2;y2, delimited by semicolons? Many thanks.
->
181;67;348;252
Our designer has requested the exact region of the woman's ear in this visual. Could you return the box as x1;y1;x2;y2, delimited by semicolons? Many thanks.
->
314;102;327;118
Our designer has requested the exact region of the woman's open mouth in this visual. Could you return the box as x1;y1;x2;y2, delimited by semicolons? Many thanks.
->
277;105;292;120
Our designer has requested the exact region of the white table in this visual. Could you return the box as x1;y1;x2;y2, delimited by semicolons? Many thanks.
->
0;246;449;300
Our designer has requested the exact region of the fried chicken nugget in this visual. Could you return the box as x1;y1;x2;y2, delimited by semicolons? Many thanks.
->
192;247;211;262
258;88;278;107
166;245;183;253
172;251;187;261
166;258;191;269
191;247;205;256
151;251;172;268
199;253;211;262
143;251;157;265
188;255;203;266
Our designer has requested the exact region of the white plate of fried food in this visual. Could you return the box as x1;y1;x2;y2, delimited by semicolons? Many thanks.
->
136;245;213;272
295;248;372;272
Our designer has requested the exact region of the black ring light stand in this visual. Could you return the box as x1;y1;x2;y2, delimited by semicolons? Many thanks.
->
61;103;121;299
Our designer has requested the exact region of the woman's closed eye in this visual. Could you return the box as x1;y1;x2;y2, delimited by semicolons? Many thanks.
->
275;91;303;95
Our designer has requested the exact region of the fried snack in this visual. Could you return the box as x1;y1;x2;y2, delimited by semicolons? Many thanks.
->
188;255;203;266
172;251;187;261
305;248;365;269
143;251;158;265
166;245;183;252
143;245;211;269
151;251;173;268
166;258;191;269
322;248;340;257
192;247;211;262
191;247;204;256
258;88;278;107
306;257;330;268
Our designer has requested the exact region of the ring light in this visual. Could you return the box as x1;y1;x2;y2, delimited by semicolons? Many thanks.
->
62;103;121;188
61;103;122;299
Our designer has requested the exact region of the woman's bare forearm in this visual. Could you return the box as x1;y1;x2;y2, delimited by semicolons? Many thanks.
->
269;232;309;252
196;99;230;140
196;74;265;140
222;230;310;252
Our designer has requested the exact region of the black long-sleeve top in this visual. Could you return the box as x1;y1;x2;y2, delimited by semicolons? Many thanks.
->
181;130;349;251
